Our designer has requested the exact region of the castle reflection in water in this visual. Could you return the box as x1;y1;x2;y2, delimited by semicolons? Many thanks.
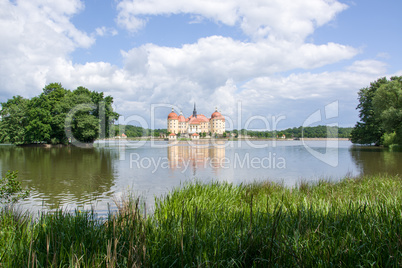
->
167;141;226;174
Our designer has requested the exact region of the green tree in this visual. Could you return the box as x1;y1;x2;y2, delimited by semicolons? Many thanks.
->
372;77;402;145
25;96;52;143
350;77;388;145
0;96;29;145
0;83;119;145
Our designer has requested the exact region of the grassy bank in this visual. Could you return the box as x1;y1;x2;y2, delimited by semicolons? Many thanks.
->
1;175;401;267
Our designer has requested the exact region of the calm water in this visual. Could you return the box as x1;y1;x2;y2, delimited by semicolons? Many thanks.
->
1;140;401;214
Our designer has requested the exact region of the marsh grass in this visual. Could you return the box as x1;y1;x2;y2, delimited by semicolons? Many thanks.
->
0;174;401;267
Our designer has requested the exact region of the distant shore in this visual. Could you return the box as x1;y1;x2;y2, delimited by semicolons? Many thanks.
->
5;137;351;147
230;137;350;141
16;143;93;148
17;143;70;148
110;137;351;141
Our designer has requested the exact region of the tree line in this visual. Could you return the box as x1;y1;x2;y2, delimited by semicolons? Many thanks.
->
115;124;167;137
115;125;352;139
0;83;119;145
350;76;402;146
229;126;352;139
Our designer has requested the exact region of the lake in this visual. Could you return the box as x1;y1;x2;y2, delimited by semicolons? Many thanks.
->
1;140;401;215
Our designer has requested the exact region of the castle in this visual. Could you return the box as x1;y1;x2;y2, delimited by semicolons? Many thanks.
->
167;104;225;136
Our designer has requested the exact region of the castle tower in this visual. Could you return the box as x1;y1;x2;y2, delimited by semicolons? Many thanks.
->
167;108;179;134
210;107;225;135
193;103;197;118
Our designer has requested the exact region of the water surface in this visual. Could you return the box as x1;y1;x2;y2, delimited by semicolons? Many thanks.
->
1;140;401;214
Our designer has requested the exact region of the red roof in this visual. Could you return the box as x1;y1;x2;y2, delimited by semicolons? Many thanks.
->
188;117;201;125
211;111;222;118
197;114;210;122
168;109;178;120
169;133;176;136
192;133;199;136
188;114;209;124
211;111;225;121
178;114;186;122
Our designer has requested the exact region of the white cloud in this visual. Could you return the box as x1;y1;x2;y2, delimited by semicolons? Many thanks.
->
95;26;118;37
0;0;397;130
346;60;388;75
116;0;347;41
0;0;94;98
376;52;390;59
121;36;357;91
55;55;386;129
228;63;391;128
240;69;377;103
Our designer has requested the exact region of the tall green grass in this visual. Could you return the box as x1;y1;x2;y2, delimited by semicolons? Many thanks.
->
1;174;401;267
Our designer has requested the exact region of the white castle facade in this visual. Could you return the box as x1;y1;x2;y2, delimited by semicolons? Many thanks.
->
167;104;225;136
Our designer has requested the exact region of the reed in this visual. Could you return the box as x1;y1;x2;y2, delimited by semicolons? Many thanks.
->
0;174;401;267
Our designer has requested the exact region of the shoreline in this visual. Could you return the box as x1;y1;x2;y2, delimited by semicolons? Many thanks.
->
1;174;400;266
1;138;352;147
109;137;351;141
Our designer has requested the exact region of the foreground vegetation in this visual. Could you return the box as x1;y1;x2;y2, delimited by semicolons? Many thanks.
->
1;174;401;267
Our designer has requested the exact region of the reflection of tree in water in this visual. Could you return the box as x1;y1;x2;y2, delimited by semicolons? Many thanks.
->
349;146;402;175
0;146;117;208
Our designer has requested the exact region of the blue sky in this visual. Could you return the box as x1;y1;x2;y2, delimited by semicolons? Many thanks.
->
1;0;401;130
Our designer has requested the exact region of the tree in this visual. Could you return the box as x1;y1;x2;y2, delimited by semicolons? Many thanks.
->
350;77;388;145
25;96;52;143
351;76;402;146
372;77;402;145
0;96;29;145
0;83;119;145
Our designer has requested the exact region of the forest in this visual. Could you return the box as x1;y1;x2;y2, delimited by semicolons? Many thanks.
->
0;83;119;145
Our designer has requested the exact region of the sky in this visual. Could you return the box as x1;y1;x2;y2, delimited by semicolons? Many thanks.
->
1;0;401;131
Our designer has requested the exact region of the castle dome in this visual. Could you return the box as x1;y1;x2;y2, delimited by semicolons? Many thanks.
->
178;111;186;122
211;107;224;120
168;108;178;120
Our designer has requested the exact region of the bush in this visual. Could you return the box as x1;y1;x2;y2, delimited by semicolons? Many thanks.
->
382;132;397;147
0;171;29;204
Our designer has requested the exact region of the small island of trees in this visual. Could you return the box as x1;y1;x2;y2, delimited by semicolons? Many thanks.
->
0;83;119;145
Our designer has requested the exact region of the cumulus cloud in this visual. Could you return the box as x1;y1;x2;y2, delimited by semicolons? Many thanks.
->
59;58;383;129
0;0;94;98
116;0;347;41
0;0;396;130
121;36;357;91
227;60;394;128
346;60;388;75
